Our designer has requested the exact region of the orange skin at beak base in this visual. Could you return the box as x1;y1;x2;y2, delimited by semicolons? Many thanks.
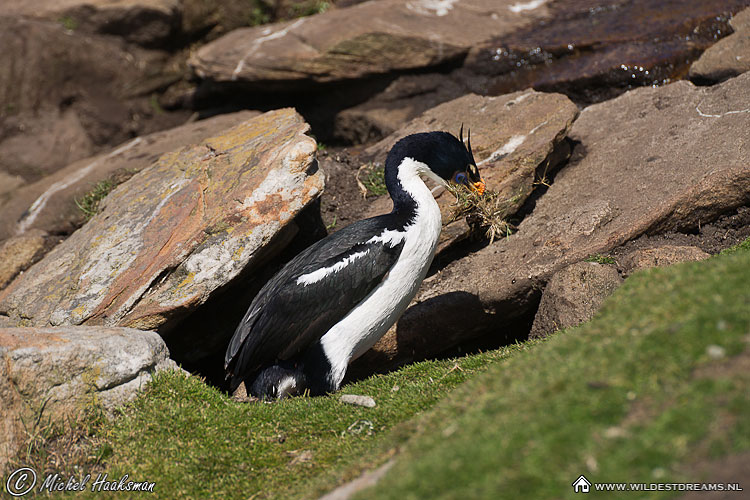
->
472;180;486;196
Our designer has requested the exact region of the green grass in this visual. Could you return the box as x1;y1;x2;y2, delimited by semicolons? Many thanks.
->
585;253;617;265
92;346;530;499
75;180;116;221
355;247;750;499
24;238;749;499
359;164;388;196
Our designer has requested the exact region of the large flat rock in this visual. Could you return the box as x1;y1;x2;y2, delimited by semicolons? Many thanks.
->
354;73;750;371
0;326;178;474
0;109;323;332
0;111;260;242
189;0;550;87
690;7;750;83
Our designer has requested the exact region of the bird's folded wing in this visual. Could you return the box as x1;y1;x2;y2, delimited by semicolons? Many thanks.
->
225;216;406;377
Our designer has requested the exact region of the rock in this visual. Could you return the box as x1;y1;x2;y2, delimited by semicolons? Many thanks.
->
189;0;549;88
0;109;323;335
352;73;750;373
465;0;747;104
0;172;24;202
360;91;579;251
619;245;710;276
0;16;187;182
0;111;261;242
0;230;55;291
0;326;179;474
0;0;181;47
529;262;622;340
333;73;466;144
340;394;376;408
318;459;395;500
690;8;750;83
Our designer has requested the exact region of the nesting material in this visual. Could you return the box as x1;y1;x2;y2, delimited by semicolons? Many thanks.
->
446;184;516;244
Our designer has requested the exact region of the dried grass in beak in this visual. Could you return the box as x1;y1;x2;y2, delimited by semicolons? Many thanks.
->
445;183;517;244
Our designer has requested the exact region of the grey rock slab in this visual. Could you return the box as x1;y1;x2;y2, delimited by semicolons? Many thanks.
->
0;111;261;242
353;73;750;372
0;109;323;333
690;8;750;83
529;261;623;340
189;0;551;87
0;326;179;474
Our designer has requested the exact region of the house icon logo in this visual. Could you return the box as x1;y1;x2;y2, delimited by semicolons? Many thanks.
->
572;475;592;493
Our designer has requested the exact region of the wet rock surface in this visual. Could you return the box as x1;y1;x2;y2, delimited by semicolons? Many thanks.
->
0;109;323;333
352;72;750;373
0;111;260;242
0;326;178;472
690;7;750;83
529;261;622;340
465;0;749;105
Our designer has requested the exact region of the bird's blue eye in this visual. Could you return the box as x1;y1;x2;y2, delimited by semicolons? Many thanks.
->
454;172;467;184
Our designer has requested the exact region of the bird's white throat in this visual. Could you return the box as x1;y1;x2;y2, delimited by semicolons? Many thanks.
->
319;157;443;387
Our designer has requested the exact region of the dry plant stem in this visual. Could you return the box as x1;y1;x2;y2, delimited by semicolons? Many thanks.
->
445;184;516;244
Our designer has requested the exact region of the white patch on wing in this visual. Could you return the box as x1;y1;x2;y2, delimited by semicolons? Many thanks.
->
296;249;370;286
367;229;406;246
320;157;443;388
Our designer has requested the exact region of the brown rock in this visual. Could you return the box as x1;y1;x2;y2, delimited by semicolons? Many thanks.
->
333;73;465;144
0;109;323;333
690;8;750;83
0;230;54;290
529;262;622;340
0;16;186;181
620;245;710;276
0;111;261;242
360;91;579;251
189;0;550;88
0;326;179;474
0;0;181;47
353;73;750;372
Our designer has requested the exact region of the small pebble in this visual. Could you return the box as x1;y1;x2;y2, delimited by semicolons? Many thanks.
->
340;394;376;407
706;344;726;360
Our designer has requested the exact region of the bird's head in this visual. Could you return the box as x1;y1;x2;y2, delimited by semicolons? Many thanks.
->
250;364;306;400
386;127;485;195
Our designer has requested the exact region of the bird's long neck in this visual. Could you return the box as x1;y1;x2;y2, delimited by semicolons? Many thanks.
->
385;156;435;218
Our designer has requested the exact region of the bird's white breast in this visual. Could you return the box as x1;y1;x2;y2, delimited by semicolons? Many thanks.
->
320;157;443;387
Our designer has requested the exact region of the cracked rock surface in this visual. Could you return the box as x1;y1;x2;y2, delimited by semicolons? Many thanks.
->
0;109;323;332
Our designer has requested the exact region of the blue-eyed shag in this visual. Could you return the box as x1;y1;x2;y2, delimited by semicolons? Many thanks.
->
225;130;485;399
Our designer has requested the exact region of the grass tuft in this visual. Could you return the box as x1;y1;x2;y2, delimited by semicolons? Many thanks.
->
75;180;115;220
585;253;616;265
357;164;388;197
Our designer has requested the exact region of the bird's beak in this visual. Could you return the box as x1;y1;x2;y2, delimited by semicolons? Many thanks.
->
471;179;486;196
